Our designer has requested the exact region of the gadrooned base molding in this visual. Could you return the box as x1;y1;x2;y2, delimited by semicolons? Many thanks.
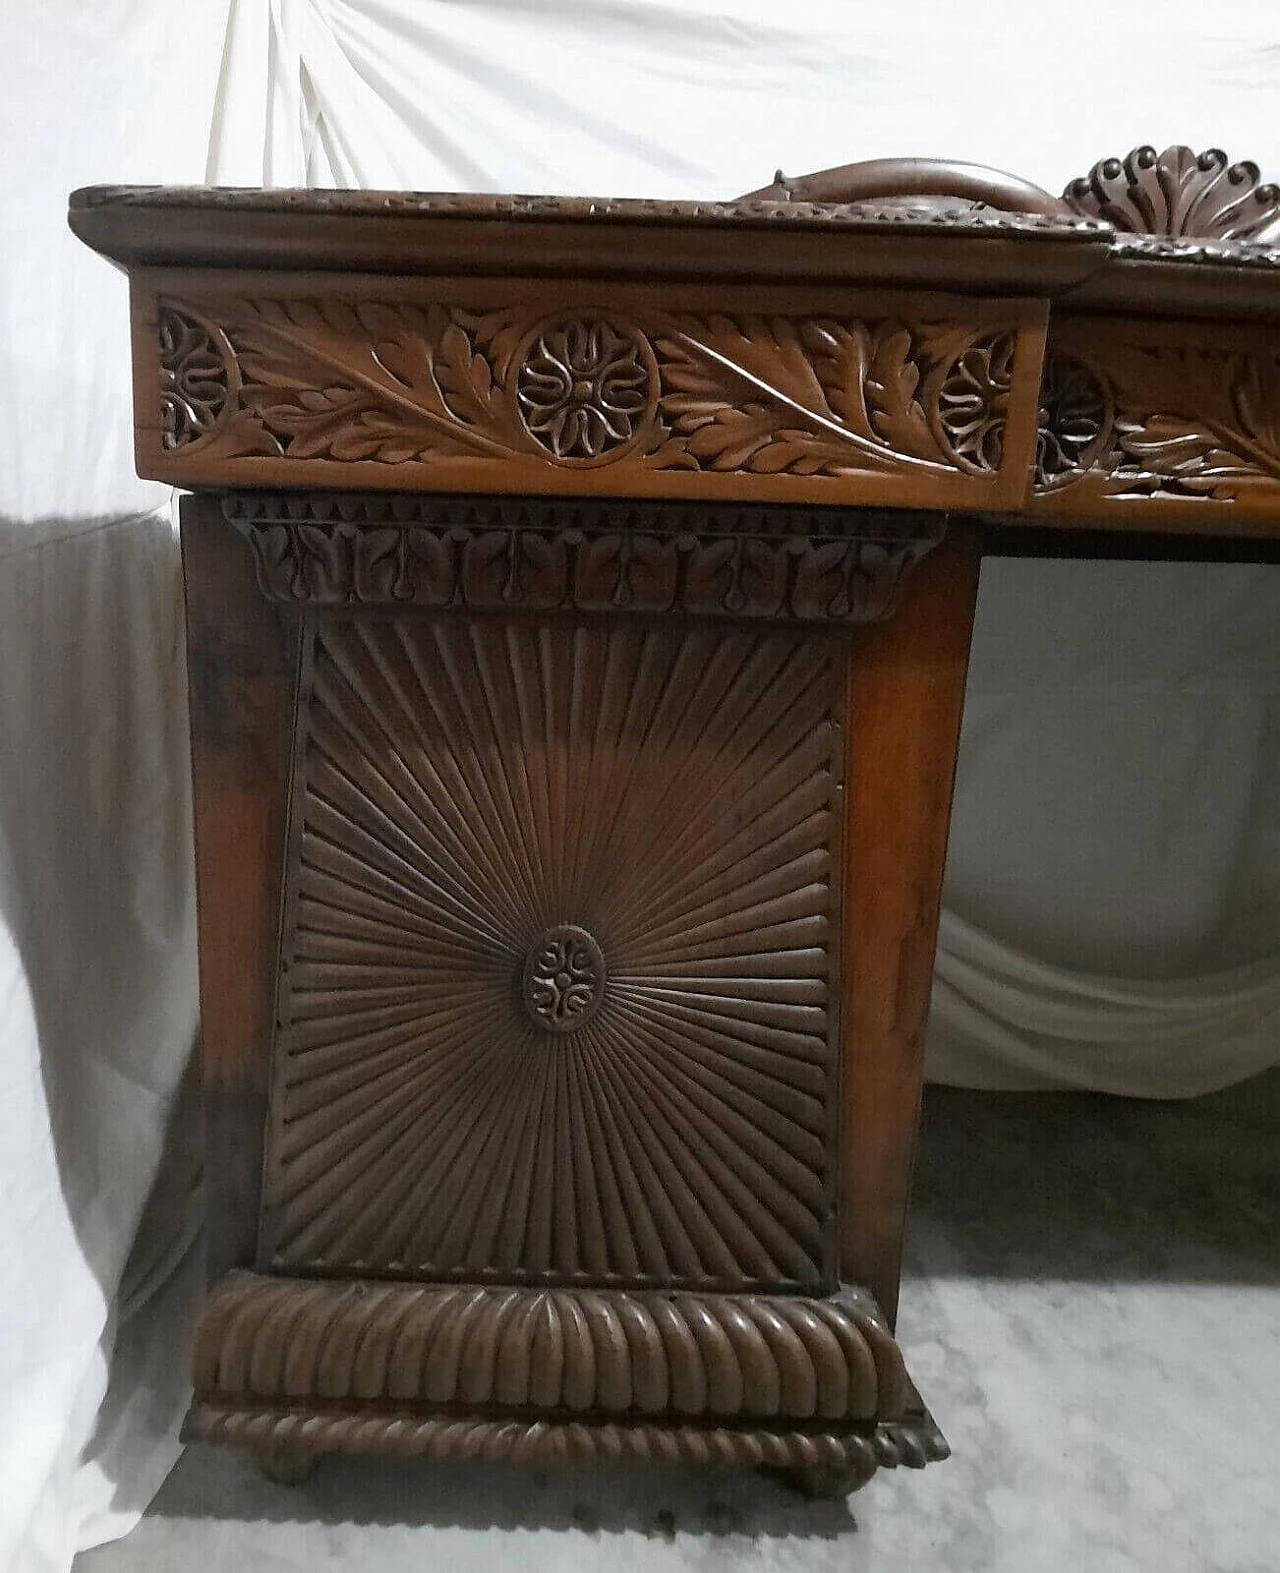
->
182;1272;948;1492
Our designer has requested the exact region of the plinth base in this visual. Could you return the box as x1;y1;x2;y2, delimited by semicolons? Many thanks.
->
182;1272;948;1491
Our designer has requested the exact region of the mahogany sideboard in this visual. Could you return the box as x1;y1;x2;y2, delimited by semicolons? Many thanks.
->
70;146;1280;1496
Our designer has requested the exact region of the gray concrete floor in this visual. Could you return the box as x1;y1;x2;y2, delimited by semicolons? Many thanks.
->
76;1070;1280;1573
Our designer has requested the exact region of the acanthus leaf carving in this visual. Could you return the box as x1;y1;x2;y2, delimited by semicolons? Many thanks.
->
223;494;943;624
1034;339;1280;501
156;295;1023;486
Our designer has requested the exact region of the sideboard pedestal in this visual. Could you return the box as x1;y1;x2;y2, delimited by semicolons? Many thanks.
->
67;148;1280;1494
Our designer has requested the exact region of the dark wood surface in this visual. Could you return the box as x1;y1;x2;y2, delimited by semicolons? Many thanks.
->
69;146;1280;534
180;496;301;1282
841;528;981;1322
130;276;1046;511
260;610;847;1292
72;142;1280;1495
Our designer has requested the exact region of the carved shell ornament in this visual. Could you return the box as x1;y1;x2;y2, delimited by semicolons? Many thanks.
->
1062;145;1280;241
516;318;653;460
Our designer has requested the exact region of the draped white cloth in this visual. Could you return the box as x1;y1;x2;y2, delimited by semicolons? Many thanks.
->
2;2;1278;1567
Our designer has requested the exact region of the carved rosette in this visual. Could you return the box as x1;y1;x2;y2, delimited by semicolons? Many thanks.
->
516;318;655;460
158;306;233;448
1034;354;1113;489
144;293;1029;500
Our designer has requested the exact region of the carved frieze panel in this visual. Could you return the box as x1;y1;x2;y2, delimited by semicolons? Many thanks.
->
1030;317;1280;524
259;612;844;1292
221;493;943;624
134;282;1044;507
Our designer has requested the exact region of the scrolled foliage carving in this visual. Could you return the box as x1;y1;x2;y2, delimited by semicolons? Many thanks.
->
1034;353;1113;489
158;306;232;448
155;294;1023;486
1033;339;1280;502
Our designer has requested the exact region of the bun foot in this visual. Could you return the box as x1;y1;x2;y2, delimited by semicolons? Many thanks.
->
764;1457;877;1499
253;1444;318;1486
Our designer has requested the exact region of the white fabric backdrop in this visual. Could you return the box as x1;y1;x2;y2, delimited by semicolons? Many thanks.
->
2;2;1279;1568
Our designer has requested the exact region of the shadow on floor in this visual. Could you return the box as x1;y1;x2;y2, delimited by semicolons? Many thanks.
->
130;1447;862;1539
907;1066;1280;1286
78;1067;1280;1560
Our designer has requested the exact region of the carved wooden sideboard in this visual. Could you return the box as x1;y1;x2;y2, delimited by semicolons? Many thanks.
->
70;146;1280;1496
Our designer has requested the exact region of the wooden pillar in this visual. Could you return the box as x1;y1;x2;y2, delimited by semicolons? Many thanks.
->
841;522;981;1324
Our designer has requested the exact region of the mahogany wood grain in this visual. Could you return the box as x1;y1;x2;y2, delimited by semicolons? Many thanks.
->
738;156;1068;215
840;524;981;1323
181;496;301;1280
66;141;1280;1494
127;271;1047;514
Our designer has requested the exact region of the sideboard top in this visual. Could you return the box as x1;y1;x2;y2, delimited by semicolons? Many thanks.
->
68;153;1280;319
69;183;1115;297
66;150;1280;533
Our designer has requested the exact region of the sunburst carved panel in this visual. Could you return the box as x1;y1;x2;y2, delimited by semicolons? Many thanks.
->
260;614;844;1291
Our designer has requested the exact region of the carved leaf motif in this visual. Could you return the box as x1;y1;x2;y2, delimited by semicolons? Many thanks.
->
867;330;936;456
1116;416;1248;473
654;315;971;475
800;321;874;436
228;298;514;462
792;541;857;620
354;301;431;390
682;536;789;615
573;533;679;611
1109;417;1257;497
433;316;500;426
350;527;454;604
669;314;833;411
677;405;845;475
461;308;529;384
293;522;352;600
227;498;940;622
1077;344;1280;496
1231;356;1280;460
